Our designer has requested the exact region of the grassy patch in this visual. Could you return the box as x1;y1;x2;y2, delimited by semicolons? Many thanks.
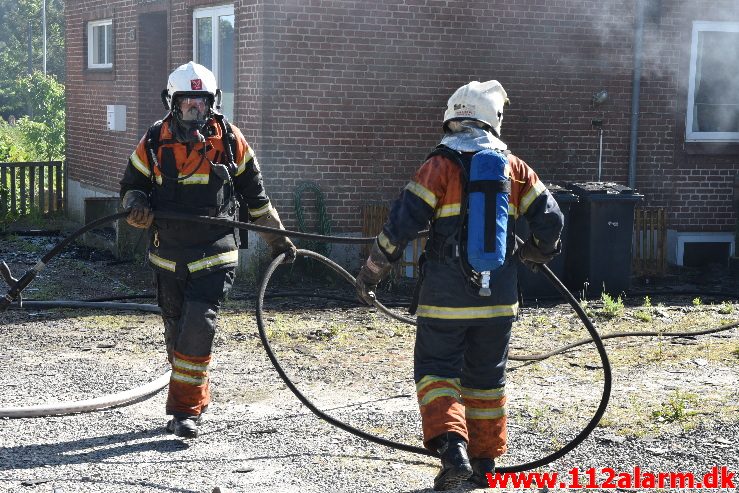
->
599;292;624;319
635;295;653;322
651;390;699;423
718;301;734;315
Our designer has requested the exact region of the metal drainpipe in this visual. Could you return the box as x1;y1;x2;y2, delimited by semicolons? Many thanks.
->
628;0;646;189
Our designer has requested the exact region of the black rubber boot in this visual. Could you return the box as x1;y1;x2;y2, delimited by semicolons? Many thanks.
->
431;432;473;491
469;458;496;488
165;416;201;439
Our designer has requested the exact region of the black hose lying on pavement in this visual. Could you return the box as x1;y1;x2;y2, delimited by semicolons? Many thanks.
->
257;249;609;473
1;211;734;474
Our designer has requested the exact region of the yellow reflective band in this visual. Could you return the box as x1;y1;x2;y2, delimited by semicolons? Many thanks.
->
235;148;256;176
377;232;397;255
249;203;271;218
187;250;239;273
179;173;210;185
405;181;438;208
465;406;506;420
416;375;461;393
171;372;206;386
461;386;506;400
149;252;176;272
419;388;462;406
130;152;151;177
235;160;248;177
508;202;517;218
520;181;546;215
415;302;519;320
155;175;162;185
173;357;209;373
435;203;461;218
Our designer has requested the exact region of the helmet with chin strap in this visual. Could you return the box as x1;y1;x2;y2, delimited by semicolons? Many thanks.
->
443;80;509;137
161;61;222;143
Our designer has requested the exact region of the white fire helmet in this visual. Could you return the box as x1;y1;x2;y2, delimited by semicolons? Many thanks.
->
443;80;509;137
162;61;220;112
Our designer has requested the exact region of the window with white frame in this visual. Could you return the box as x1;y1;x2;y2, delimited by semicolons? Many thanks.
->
686;21;739;142
87;19;113;69
194;5;235;121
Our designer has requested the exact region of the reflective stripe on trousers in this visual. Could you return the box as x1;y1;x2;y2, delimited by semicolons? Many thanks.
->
414;319;512;457
156;268;234;417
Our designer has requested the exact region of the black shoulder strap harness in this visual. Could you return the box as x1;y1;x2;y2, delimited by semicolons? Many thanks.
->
143;113;239;182
422;145;517;287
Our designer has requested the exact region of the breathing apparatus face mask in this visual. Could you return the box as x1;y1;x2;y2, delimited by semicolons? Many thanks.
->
172;95;212;143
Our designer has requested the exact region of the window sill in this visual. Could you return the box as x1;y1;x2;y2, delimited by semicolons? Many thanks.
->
85;69;115;81
684;141;739;155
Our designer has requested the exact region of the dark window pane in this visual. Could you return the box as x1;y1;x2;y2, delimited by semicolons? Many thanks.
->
219;14;234;120
94;25;104;64
105;24;113;64
197;17;212;70
694;31;739;133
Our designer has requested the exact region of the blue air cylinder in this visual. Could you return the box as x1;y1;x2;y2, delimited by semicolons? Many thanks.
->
466;149;510;296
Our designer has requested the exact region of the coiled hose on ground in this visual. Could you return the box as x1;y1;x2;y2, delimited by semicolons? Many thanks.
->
257;249;611;473
1;211;737;474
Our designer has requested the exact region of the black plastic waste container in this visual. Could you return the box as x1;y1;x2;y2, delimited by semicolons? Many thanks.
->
565;182;643;299
516;184;578;300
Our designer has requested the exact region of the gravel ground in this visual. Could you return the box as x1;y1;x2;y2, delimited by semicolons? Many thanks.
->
0;232;737;492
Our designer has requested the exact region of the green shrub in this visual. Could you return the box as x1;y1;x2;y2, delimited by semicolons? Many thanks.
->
600;292;624;319
652;391;698;423
718;302;734;315
635;295;653;322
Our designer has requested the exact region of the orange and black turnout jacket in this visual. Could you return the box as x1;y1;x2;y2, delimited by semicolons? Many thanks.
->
378;146;564;325
120;116;272;279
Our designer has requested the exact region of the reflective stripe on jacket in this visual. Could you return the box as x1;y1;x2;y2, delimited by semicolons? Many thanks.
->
120;117;274;279
381;149;563;325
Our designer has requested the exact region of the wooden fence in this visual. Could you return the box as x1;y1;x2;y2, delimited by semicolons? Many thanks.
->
0;161;65;216
362;204;425;279
633;207;667;276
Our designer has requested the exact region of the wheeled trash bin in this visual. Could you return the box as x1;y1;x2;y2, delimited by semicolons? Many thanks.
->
565;182;643;298
516;184;578;300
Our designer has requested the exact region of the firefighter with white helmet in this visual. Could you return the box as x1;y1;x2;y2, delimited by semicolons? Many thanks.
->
120;61;296;438
356;80;564;489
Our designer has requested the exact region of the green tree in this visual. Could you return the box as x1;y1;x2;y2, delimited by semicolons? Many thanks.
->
0;0;65;117
0;72;65;162
15;71;65;160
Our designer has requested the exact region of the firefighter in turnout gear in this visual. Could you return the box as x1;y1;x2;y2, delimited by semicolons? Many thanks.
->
120;61;296;438
356;81;564;490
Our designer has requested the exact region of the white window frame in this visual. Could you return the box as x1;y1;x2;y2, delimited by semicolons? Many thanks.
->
193;5;234;120
686;21;739;142
192;5;234;83
87;19;113;69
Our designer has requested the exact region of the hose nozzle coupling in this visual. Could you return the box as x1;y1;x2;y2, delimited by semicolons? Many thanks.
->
0;261;20;311
0;260;41;312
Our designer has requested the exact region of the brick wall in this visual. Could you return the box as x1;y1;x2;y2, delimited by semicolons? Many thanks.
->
136;11;169;136
636;0;739;232
250;0;640;232
66;0;149;195
66;0;739;233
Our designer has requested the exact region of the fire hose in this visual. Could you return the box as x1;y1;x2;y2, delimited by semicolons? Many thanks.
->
1;212;735;472
257;249;610;473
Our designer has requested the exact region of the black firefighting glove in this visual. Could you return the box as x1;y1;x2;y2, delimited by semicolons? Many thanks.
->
518;236;561;272
253;208;297;264
355;240;393;306
122;190;154;229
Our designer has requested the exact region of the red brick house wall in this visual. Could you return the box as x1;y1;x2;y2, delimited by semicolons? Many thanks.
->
65;0;738;239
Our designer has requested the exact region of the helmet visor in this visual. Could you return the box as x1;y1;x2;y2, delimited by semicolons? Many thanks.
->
177;96;210;121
